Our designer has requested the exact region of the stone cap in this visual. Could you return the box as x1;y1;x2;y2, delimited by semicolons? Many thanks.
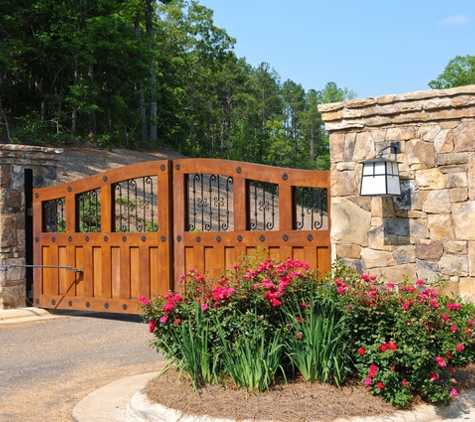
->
318;85;475;131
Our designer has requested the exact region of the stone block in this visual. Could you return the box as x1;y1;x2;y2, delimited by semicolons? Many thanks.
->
2;285;26;309
437;153;469;166
335;244;361;259
361;248;395;269
444;241;468;254
415;169;445;190
435;280;459;298
422;190;451;214
412;140;435;168
331;197;371;246
409;217;429;239
393;245;416;264
368;263;417;284
367;226;392;251
415;239;443;260
459;277;475;303
447;121;475;153
439;253;469;276
428;214;455;240
331;171;358;197
445;173;467;189
453;202;475;240
449;188;468;202
416;259;441;283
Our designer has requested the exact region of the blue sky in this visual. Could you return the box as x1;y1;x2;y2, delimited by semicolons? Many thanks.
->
199;1;475;99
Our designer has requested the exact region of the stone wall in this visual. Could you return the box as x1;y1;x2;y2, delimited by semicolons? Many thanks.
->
319;85;475;302
0;144;61;309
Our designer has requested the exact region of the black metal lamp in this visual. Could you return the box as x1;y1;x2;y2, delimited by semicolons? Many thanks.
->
360;142;401;196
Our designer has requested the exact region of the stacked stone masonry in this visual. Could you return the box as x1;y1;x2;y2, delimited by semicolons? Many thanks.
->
319;84;475;302
0;144;61;309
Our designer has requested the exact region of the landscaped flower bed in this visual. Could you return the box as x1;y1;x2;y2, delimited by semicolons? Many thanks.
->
140;253;475;407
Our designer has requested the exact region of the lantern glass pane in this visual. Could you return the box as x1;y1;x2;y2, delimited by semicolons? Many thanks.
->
360;175;387;195
387;175;401;195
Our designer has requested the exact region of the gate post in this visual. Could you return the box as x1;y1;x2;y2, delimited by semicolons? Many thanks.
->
0;144;61;309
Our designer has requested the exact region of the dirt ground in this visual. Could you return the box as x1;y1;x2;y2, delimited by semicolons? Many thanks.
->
142;364;475;422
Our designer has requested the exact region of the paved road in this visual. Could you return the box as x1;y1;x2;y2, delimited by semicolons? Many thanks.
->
0;311;165;422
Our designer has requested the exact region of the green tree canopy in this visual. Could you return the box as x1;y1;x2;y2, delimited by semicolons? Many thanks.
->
429;55;475;89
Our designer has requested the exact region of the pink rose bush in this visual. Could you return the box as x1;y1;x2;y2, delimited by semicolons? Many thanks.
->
139;257;475;406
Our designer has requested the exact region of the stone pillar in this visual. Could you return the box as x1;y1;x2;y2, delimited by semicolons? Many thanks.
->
0;144;62;309
319;85;475;302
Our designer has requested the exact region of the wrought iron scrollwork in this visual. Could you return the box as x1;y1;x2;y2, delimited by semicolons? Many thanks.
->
293;187;328;231
113;176;158;233
42;198;65;233
187;173;233;232
76;188;101;232
248;180;278;231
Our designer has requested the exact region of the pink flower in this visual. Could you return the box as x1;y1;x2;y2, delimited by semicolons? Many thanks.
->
435;356;447;368
357;347;365;356
173;318;181;325
430;373;439;382
456;344;465;352
295;332;302;340
447;302;461;310
377;382;385;390
446;352;453;359
159;315;168;324
232;264;240;270
416;279;425;285
201;303;209;312
139;296;150;306
148;320;156;332
364;377;373;386
450;388;458;398
450;325;458;332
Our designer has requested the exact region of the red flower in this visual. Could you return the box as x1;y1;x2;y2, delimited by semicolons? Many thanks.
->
379;344;388;352
357;347;365;356
377;382;384;389
401;380;408;387
173;318;181;325
149;319;156;332
430;373;439;382
450;325;458;332
295;332;302;340
456;344;465;352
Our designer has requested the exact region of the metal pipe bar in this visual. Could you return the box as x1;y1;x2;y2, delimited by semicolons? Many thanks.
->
1;264;82;273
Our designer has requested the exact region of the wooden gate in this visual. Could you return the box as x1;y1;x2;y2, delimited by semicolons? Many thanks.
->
33;159;330;314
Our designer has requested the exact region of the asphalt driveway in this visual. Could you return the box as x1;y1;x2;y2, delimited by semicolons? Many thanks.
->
0;311;165;422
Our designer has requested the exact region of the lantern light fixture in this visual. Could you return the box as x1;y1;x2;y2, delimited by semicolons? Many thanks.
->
360;142;401;196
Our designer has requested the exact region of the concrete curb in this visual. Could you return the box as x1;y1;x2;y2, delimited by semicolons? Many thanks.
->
0;307;52;323
130;387;475;422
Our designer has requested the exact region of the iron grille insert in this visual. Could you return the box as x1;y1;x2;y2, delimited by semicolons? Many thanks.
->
42;198;65;232
187;173;233;232
248;181;278;231
114;176;158;233
76;188;101;232
293;187;328;230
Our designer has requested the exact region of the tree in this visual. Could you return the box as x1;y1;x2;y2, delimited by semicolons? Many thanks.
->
429;55;475;89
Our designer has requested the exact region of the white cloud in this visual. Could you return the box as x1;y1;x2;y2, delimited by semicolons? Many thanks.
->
438;14;471;27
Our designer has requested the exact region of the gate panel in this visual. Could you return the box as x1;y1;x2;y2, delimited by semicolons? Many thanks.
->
33;158;330;314
172;159;331;283
33;161;173;313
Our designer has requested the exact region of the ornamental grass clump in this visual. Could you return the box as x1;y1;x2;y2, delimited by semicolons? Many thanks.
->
139;252;349;392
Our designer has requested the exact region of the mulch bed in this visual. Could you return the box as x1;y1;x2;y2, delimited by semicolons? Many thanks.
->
143;363;475;422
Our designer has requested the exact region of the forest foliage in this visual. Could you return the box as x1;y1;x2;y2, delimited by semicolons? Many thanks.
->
0;0;356;169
